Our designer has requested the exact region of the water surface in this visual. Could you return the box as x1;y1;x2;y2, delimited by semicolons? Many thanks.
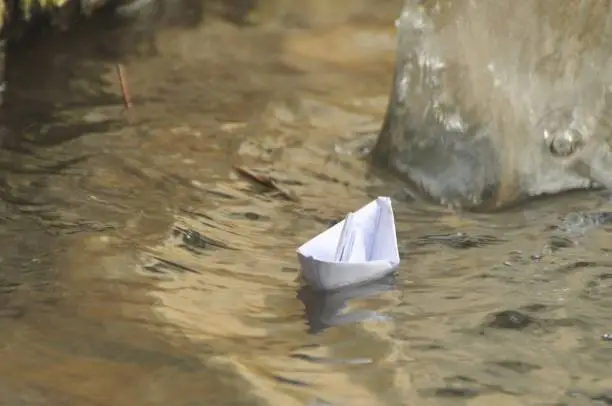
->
2;1;612;405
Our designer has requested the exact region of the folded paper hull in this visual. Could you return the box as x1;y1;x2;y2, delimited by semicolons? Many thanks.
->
296;196;400;291
297;256;399;291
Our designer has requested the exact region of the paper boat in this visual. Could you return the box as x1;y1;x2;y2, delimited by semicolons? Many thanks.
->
297;196;400;291
297;274;396;334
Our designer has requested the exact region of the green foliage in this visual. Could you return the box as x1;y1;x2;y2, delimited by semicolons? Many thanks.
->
0;0;69;27
19;0;69;19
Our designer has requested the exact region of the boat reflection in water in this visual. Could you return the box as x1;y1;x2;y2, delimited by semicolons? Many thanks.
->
297;274;397;335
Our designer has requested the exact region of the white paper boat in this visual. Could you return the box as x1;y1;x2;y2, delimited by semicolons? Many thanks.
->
297;196;400;291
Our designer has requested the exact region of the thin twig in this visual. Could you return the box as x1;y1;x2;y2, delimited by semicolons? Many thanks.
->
233;166;299;202
116;63;132;109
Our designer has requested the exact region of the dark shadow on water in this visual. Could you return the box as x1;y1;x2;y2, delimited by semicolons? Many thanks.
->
0;5;153;213
2;0;260;144
297;274;397;334
0;0;266;153
0;0;252;217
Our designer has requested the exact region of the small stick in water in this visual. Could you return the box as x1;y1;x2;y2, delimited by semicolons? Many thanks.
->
116;63;132;109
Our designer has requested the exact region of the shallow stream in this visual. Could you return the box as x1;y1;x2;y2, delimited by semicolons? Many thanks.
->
2;1;612;405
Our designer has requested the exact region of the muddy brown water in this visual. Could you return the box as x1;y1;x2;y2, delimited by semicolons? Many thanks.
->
2;1;612;405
